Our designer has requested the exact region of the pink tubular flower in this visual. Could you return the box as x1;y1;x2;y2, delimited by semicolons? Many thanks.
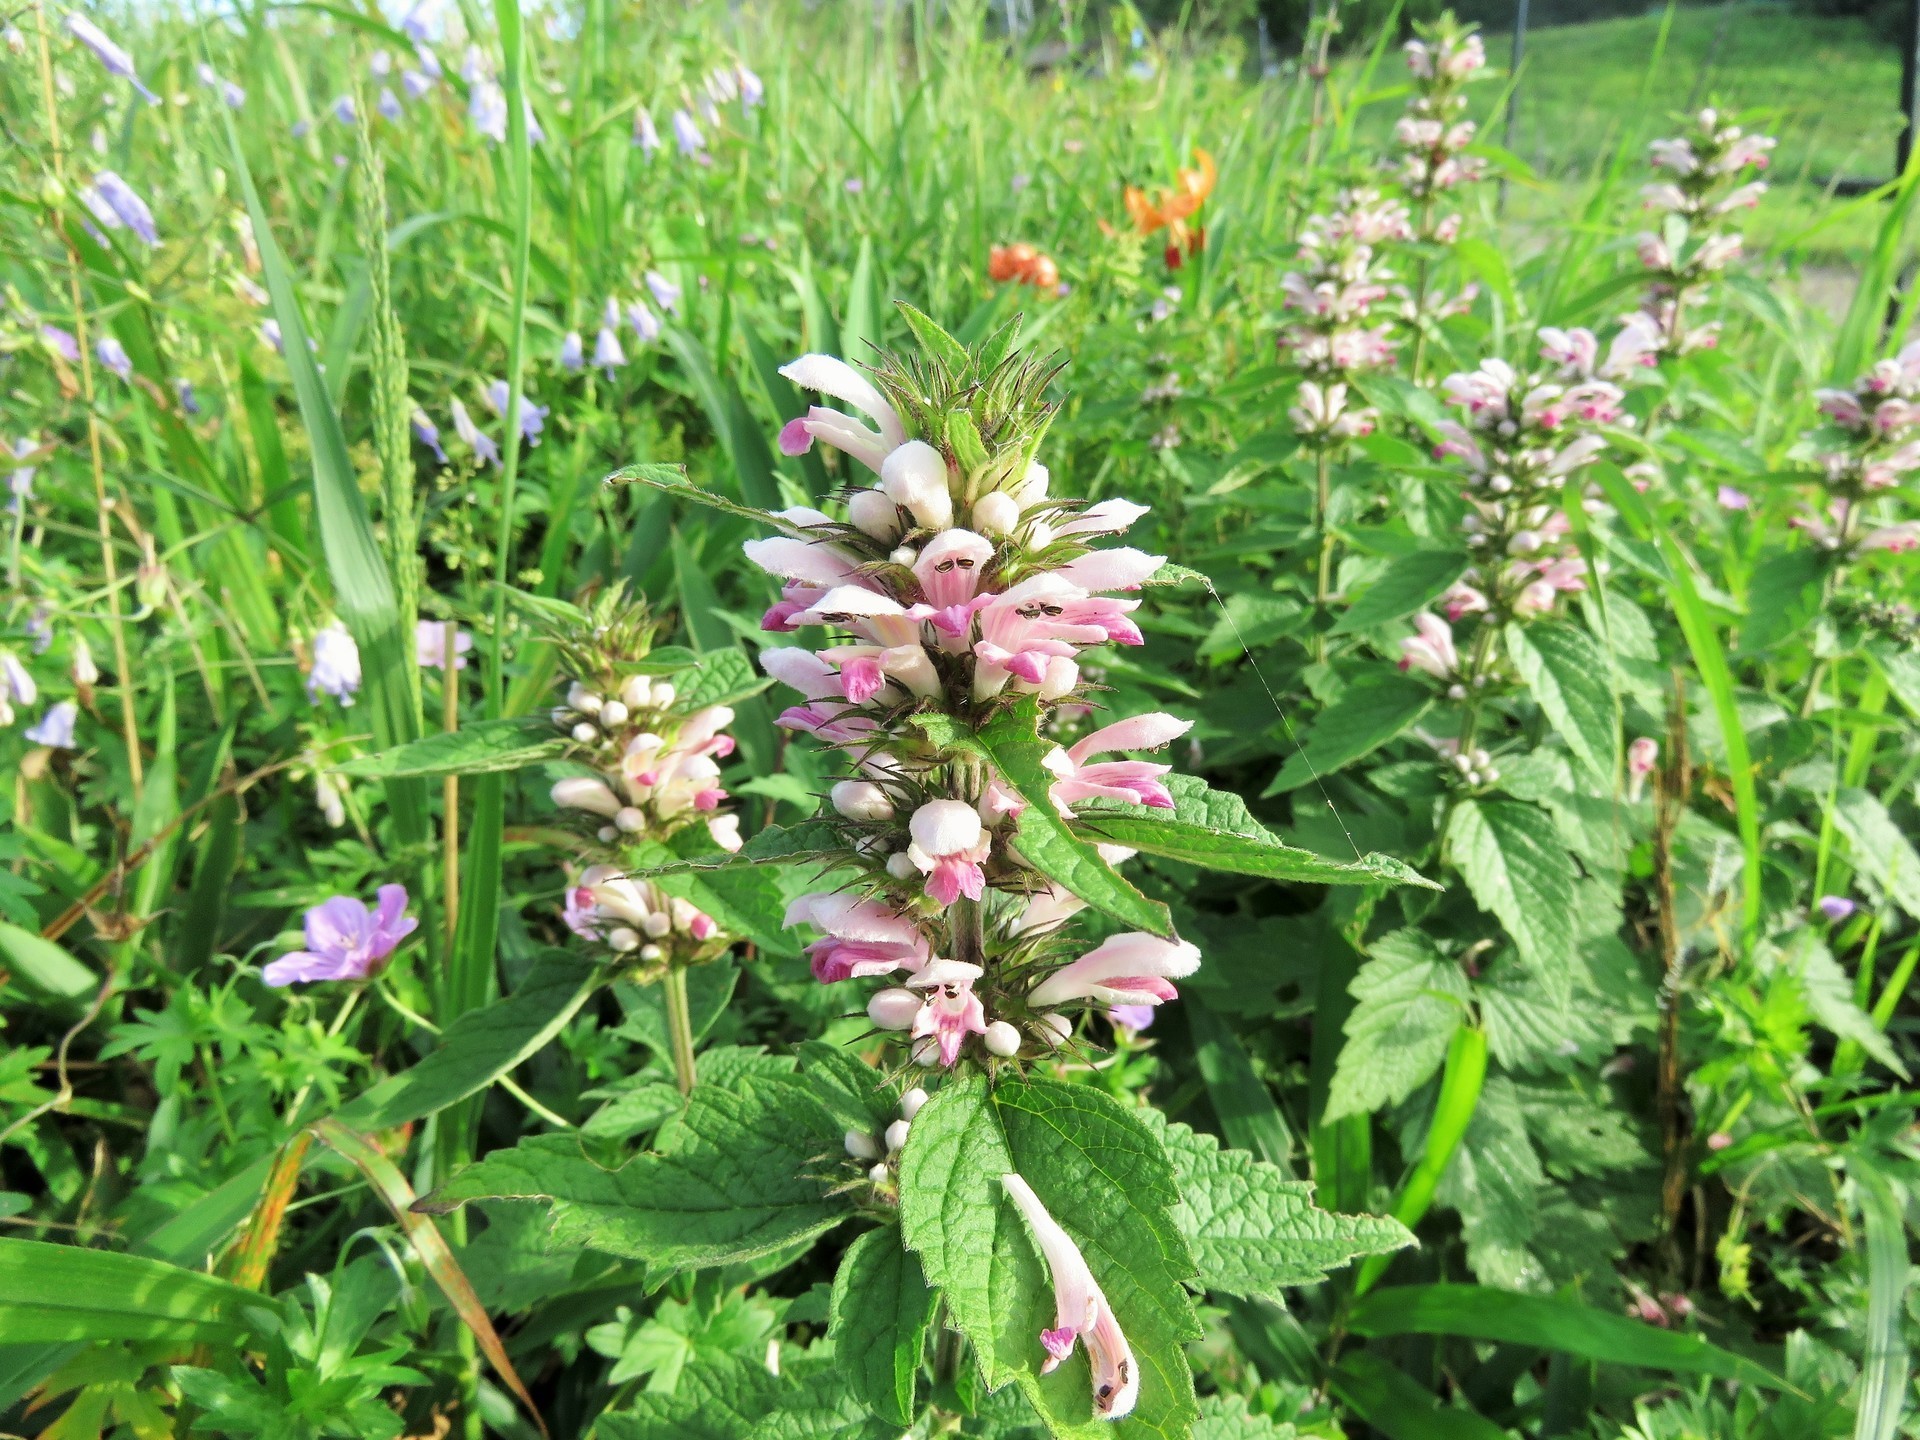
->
1439;581;1488;622
264;885;416;986
1627;736;1658;802
908;958;989;1065
1043;712;1193;813
776;354;907;471
786;892;932;982
907;800;990;904
1000;1173;1140;1419
1398;612;1458;679
1029;932;1202;1010
914;529;996;609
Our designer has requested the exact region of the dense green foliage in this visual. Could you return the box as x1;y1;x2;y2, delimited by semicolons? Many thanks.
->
0;1;1915;1438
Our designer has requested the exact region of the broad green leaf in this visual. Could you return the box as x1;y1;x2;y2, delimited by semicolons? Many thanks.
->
1855;1164;1912;1440
1446;799;1577;1002
1265;671;1432;795
1076;775;1438;890
1186;995;1296;1173
609;463;818;541
422;1074;847;1270
1193;1395;1300;1439
0;1240;265;1344
1155;1119;1410;1300
626;819;848;874
1324;930;1471;1122
627;828;800;958
598;1352;785;1440
1831;788;1920;920
1426;1077;1545;1291
897;1076;1200;1440
794;1040;897;1136
0;922;94;1003
829;1226;937;1427
333;716;566;779
1737;547;1834;654
671;648;776;713
1332;552;1471;635
1504;621;1618;782
970;703;1174;937
1349;1284;1788;1388
338;952;603;1131
1330;1352;1506;1440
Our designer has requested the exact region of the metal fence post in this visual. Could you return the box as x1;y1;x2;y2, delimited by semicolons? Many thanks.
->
1500;0;1530;214
1901;0;1920;173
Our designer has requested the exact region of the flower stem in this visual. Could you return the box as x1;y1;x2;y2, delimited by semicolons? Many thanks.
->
443;623;462;958
663;964;699;1096
1313;446;1335;661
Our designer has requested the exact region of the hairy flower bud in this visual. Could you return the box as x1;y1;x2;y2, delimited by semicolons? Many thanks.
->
832;779;895;821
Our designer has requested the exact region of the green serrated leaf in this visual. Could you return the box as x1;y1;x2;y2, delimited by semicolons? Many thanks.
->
1324;931;1470;1122
1504;622;1618;782
626;820;849;875
1831;787;1920;920
1265;671;1432;795
598;1352;787;1440
829;1227;937;1427
1194;1395;1299;1439
1446;799;1577;1002
1332;552;1471;635
420;1075;848;1271
1076;774;1436;890
670;648;776;711
897;1077;1200;1439
970;703;1174;937
333;716;565;779
1154;1119;1410;1299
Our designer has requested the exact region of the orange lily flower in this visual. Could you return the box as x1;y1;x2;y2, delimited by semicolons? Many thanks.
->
989;242;1061;291
1123;147;1216;269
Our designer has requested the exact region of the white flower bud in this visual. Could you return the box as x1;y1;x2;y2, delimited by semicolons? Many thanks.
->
984;1020;1022;1057
880;440;954;530
598;700;630;726
972;491;1020;536
1037;655;1079;701
567;683;602;713
884;1118;911;1152
1036;1012;1073;1046
552;777;623;817
608;927;641;951
639;942;664;962
620;675;654;709
1446;683;1467;700
885;852;919;881
910;799;982;857
900;1086;928;1120
845;1130;881;1160
72;639;98;687
848;488;902;541
652;683;677;708
832;779;895;821
614;806;647;833
643;912;672;938
910;1036;942;1067
868;1162;891;1183
868;987;922;1029
597;825;618;842
571;722;599;743
889;545;919;567
1014;460;1049;507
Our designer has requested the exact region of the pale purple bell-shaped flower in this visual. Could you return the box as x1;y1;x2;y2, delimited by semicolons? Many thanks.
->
377;87;402;120
411;408;447;463
470;82;507;143
738;64;765;110
524;101;544;146
65;15;157;105
260;318;284;354
595;298;626;374
370;48;393;77
450;398;501;469
415;620;472;669
401;0;436;43
88;171;157;245
1818;895;1857;922
175;378;199;414
6;438;37;511
559;331;584;370
626;300;661;343
332;95;356;125
97;338;132;381
307;622;361;705
417;46;442;79
402;70;433;100
461;44;487;82
41;324;80;362
25;701;78;750
483;380;547;444
633;107;660;154
671;108;703;156
2;652;37;706
645;269;681;314
263;885;417;986
222;80;246;108
291;119;311;140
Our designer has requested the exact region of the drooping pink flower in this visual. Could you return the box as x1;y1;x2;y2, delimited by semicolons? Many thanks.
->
1627;736;1658;802
1000;1173;1140;1419
1029;932;1201;1010
1043;712;1192;813
264;885;417;986
906;799;990;904
907;958;989;1065
776;354;907;472
786;892;932;982
1398;612;1458;679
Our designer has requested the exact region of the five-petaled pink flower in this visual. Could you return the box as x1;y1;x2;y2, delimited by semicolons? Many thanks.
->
264;885;417;986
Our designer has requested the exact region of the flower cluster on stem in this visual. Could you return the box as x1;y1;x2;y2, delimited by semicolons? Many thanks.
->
547;595;741;972
1634;108;1775;357
1391;15;1489;350
752;331;1203;1119
1794;342;1920;556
